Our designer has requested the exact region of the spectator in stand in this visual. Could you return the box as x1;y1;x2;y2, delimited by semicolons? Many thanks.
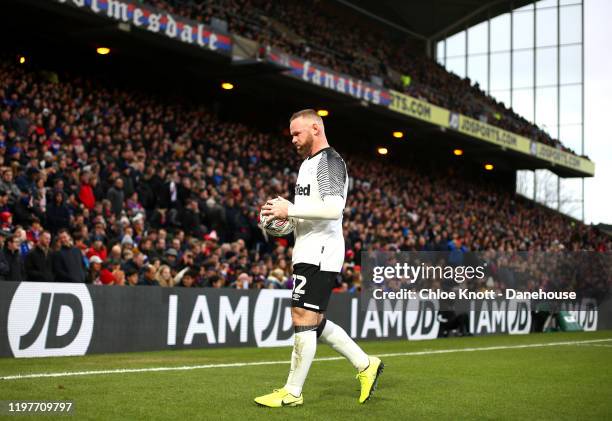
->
52;229;86;283
208;274;223;288
45;190;71;234
24;230;54;282
125;267;139;286
87;255;103;284
234;272;252;289
157;0;579;154
178;269;197;287
112;268;126;286
0;190;10;219
155;264;174;287
78;171;96;211
0;211;12;232
0;168;20;206
0;54;607;295
26;219;44;245
181;198;205;237
132;252;147;274
1;233;25;282
99;264;116;286
14;188;35;228
0;231;9;280
264;268;285;289
164;248;179;269
139;264;159;286
107;178;125;217
86;235;107;261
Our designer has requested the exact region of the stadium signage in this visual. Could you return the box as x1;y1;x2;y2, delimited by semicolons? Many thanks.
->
563;299;598;331
387;91;594;176
0;283;608;358
6;283;94;358
454;114;594;175
54;0;232;54
468;299;599;334
388;90;450;127
530;141;595;175
469;300;531;335
253;290;294;347
265;48;392;106
167;294;251;346
454;115;522;149
371;299;440;340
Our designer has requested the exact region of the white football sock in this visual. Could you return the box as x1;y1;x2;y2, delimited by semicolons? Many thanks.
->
284;329;317;397
319;319;369;372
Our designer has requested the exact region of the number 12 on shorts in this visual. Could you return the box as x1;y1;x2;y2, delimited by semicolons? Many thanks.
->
293;274;307;300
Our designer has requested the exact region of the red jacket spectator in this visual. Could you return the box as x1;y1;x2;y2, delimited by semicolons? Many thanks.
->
79;182;95;210
86;247;108;262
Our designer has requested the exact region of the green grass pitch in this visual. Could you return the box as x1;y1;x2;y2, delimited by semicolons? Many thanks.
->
0;331;610;420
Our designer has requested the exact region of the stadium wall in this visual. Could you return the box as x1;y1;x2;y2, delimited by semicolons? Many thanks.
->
0;282;609;358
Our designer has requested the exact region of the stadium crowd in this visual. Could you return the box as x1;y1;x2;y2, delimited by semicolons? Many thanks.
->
152;0;579;155
0;57;609;293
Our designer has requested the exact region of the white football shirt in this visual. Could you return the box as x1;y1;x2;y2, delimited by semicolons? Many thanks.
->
291;147;348;272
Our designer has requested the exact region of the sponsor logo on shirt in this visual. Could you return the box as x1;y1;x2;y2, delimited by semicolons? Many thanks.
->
294;184;311;196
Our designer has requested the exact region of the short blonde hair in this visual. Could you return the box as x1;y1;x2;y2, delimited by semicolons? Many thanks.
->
290;109;323;125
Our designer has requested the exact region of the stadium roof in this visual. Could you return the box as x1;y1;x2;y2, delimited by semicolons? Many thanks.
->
334;0;533;40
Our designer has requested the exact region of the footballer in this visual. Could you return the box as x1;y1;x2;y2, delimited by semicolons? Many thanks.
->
255;109;384;407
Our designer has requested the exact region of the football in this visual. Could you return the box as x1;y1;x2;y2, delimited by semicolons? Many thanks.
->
259;201;296;237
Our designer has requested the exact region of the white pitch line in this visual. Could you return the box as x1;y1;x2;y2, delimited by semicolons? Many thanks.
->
1;338;611;381
574;343;612;348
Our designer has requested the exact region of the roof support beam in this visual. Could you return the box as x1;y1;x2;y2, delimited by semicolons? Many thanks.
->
332;0;427;40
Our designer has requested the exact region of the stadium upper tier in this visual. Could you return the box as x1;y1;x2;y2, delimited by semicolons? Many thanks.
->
0;56;609;288
151;0;580;157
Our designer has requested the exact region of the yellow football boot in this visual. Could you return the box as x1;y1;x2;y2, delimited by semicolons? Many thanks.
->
356;357;384;403
254;388;303;408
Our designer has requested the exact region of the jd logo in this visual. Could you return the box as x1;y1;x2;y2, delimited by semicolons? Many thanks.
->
254;290;293;347
7;283;94;358
508;301;530;334
573;298;598;331
405;299;439;340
